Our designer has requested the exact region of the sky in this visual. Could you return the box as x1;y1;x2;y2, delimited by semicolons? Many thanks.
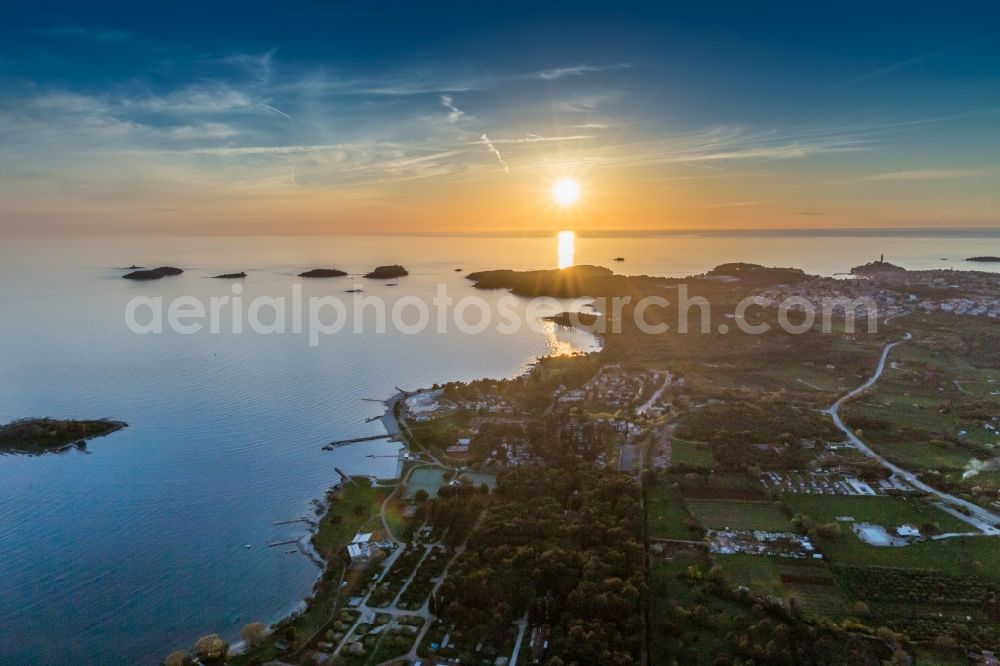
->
1;1;999;235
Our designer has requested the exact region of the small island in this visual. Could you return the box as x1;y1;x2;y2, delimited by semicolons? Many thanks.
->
614;256;625;262
967;256;1000;263
212;271;247;279
364;264;409;279
298;268;348;278
0;418;127;455
122;266;183;280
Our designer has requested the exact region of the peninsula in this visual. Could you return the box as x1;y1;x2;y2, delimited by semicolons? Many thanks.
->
172;260;1000;666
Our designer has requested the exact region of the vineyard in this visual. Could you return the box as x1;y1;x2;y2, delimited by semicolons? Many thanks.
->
837;566;1000;647
778;560;850;620
836;566;999;606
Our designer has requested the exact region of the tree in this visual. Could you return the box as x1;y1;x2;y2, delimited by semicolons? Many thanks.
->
817;522;841;539
414;489;429;503
163;650;192;666
193;634;228;664
241;622;267;649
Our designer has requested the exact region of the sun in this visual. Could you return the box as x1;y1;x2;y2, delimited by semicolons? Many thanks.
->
552;178;580;207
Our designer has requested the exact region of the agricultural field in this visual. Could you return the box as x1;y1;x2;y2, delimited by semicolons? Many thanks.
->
670;438;716;468
835;566;1000;648
841;317;1000;473
781;495;971;534
648;552;740;664
776;560;851;621
678;473;770;501
645;480;700;540
863;436;973;471
686;499;791;532
812;533;1000;588
714;554;787;599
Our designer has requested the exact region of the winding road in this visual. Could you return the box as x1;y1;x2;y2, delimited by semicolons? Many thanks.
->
825;332;1000;535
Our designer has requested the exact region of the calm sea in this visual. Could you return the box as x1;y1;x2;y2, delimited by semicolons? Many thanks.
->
0;230;997;664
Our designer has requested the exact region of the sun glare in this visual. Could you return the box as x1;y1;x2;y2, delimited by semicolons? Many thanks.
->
557;230;575;269
552;178;580;207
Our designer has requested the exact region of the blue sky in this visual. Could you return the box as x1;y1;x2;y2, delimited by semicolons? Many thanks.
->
1;1;998;233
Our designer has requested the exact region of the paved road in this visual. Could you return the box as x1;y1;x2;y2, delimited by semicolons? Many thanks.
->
509;612;529;665
825;333;1000;535
636;372;672;415
618;443;640;472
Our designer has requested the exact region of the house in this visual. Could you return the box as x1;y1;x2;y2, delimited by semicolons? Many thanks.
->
446;436;473;460
896;524;921;538
347;532;375;562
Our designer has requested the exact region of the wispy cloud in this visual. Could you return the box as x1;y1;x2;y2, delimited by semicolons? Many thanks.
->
533;63;632;80
440;95;465;123
479;134;508;174
168;123;239;140
486;134;593;144
129;85;253;113
866;168;991;181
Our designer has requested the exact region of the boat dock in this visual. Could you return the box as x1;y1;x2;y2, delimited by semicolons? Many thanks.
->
322;434;393;450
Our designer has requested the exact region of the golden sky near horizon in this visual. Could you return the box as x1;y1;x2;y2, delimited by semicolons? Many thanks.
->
2;8;999;235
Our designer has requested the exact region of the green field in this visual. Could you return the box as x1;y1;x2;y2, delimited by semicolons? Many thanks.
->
686;499;791;531
869;437;973;471
646;482;698;540
715;554;787;598
774;560;851;620
839;324;1000;471
814;534;1000;587
782;495;971;534
649;554;740;664
670;438;716;467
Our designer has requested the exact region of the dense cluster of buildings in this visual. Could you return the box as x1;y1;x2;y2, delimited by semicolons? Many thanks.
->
558;366;667;413
754;268;1000;322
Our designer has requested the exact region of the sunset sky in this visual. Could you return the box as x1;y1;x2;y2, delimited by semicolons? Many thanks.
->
1;1;998;235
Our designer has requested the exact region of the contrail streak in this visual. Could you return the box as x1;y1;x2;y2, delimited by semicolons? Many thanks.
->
480;133;509;174
263;104;293;124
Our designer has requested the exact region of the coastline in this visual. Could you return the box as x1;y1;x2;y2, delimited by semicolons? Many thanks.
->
193;314;602;663
228;391;414;662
